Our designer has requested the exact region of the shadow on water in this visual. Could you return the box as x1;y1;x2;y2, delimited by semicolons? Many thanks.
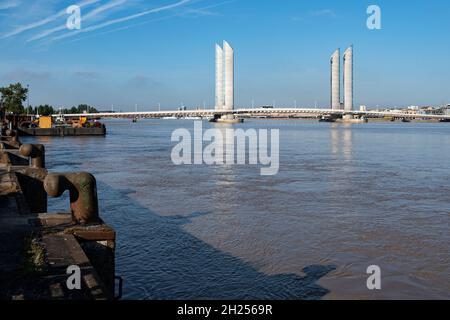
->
97;182;336;300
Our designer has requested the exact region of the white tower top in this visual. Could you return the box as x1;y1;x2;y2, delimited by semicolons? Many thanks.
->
343;46;353;112
223;41;234;111
215;44;224;110
330;49;340;110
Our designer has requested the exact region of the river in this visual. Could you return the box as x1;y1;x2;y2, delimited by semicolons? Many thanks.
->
23;119;450;299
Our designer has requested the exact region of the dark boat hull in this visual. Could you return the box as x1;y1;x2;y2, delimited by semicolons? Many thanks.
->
19;127;106;136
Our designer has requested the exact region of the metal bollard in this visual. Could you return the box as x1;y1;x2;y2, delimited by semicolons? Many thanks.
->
19;144;45;168
12;134;20;144
44;172;100;224
2;129;21;148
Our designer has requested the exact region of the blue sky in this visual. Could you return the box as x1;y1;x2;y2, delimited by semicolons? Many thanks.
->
0;0;449;111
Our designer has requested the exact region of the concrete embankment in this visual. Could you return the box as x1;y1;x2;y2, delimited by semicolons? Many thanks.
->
0;130;116;300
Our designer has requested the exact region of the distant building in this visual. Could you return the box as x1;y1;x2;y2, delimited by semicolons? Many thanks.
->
403;106;419;114
420;106;438;115
444;105;450;115
359;105;367;112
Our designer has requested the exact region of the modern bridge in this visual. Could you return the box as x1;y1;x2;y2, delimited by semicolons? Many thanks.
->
52;108;450;121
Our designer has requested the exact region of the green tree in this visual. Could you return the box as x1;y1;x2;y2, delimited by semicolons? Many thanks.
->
0;83;28;114
35;104;55;116
77;104;98;113
60;104;99;114
70;106;78;114
26;105;34;114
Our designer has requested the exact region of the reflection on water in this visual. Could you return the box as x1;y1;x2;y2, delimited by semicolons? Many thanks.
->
22;119;450;299
331;126;339;155
342;127;352;161
330;124;353;161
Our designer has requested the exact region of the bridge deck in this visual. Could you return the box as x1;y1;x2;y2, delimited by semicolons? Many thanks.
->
52;108;450;120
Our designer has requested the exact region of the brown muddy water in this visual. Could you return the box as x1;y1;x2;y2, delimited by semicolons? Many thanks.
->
23;119;450;299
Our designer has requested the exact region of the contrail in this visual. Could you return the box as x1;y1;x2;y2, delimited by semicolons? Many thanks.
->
27;0;127;42
62;0;236;45
0;0;21;10
51;0;192;42
65;15;176;44
1;0;100;38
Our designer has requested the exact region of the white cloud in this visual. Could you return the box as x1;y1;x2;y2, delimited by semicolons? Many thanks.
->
51;0;192;42
2;68;52;81
309;9;336;18
1;0;100;38
63;0;233;44
27;0;128;42
0;0;20;10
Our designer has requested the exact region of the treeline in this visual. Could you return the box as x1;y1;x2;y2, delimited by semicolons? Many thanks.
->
0;82;98;115
25;104;99;116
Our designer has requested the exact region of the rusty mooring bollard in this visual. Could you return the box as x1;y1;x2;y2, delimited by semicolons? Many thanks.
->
4;129;21;147
44;173;100;224
12;134;20;144
5;129;14;137
19;144;45;168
